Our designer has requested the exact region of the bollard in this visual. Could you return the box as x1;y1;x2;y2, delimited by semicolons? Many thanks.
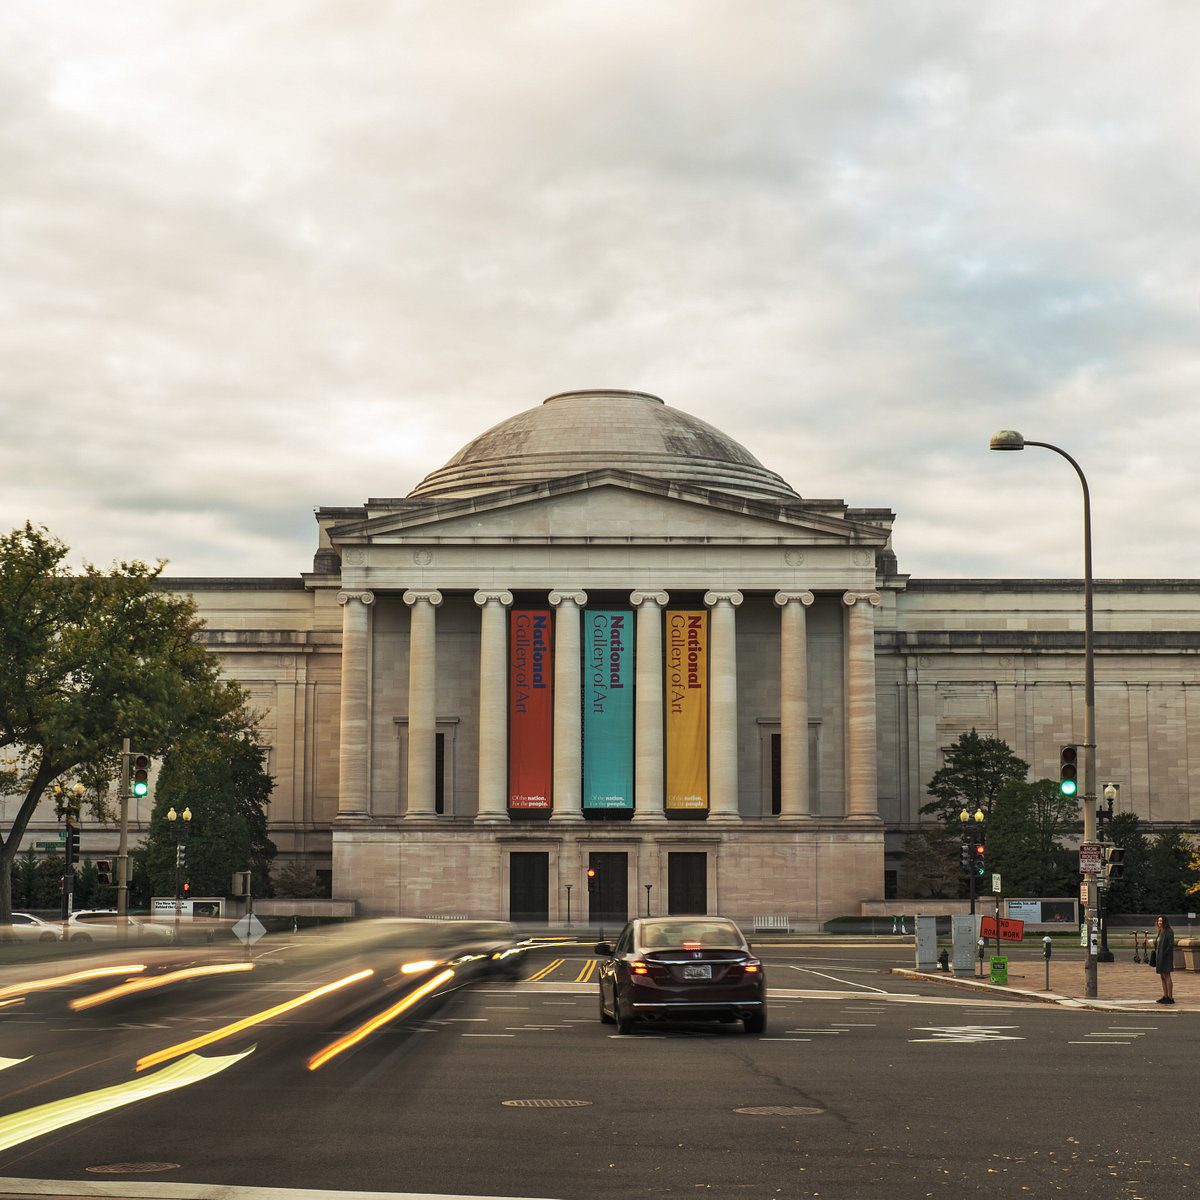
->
977;937;986;978
1043;935;1052;991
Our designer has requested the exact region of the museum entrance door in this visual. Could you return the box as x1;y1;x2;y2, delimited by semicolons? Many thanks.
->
587;852;627;925
508;852;549;924
667;852;708;915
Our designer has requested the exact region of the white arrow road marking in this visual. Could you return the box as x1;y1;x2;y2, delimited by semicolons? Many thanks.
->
0;1057;30;1073
0;1047;253;1153
909;1025;1024;1043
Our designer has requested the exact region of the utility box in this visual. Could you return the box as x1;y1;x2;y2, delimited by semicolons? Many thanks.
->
914;915;938;970
951;915;977;975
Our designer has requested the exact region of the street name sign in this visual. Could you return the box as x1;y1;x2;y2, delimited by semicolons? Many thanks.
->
1078;843;1103;874
232;913;266;945
991;873;1002;894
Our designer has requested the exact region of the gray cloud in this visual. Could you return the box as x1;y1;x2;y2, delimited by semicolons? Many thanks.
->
1;1;1197;578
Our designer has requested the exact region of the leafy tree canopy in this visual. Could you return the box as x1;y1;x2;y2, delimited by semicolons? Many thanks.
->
140;730;276;901
985;779;1079;897
1102;812;1151;915
900;826;962;899
922;728;1029;826
0;523;251;922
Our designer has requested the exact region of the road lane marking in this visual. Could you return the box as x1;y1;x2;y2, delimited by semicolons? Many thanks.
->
463;1033;515;1037
783;966;890;993
909;1025;1023;1043
760;1038;812;1042
0;1057;30;1073
1068;1040;1131;1045
0;1049;252;1153
574;960;597;984
526;958;566;983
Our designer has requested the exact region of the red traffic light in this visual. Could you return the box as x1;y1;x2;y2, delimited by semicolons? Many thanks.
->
974;844;985;856
586;868;597;879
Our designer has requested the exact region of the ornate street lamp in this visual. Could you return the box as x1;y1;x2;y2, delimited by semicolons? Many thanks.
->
166;805;193;941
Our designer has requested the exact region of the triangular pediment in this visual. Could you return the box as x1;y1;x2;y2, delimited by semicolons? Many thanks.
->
328;470;888;547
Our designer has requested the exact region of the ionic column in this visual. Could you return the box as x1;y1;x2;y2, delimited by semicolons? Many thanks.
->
704;590;743;823
336;589;375;818
630;590;669;822
474;590;513;824
404;589;443;818
549;590;587;822
843;590;883;820
774;590;815;819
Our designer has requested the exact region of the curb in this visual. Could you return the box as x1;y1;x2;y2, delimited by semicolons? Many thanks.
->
888;968;1169;1012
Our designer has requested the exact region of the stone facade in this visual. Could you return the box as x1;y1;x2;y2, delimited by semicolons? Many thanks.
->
17;391;1200;923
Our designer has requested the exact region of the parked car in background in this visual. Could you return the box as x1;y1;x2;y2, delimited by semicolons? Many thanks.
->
3;913;62;943
66;910;174;943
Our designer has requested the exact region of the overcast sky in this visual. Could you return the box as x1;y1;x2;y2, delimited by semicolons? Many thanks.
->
2;2;1197;580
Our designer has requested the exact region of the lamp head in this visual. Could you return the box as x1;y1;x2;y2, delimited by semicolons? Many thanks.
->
958;808;970;823
1103;783;1119;803
974;809;985;823
71;781;85;797
989;430;1025;451
182;807;192;822
167;807;177;822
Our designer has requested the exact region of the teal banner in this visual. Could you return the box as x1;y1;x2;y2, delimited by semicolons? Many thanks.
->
582;609;634;810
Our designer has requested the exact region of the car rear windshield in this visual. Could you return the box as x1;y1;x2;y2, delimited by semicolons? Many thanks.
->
639;921;744;951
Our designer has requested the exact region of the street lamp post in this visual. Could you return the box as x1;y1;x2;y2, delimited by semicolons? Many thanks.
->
53;781;86;924
959;805;985;915
564;883;572;927
990;430;1098;999
644;883;653;917
166;805;192;942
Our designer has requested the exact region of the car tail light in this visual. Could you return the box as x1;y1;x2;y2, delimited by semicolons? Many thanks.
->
630;960;650;975
743;959;762;973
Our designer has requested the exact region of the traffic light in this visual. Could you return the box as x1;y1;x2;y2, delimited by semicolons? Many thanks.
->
974;843;986;878
960;841;970;870
1104;845;1124;880
96;860;112;886
1059;745;1079;797
183;880;190;894
64;822;80;869
586;866;598;895
131;753;150;798
175;844;186;869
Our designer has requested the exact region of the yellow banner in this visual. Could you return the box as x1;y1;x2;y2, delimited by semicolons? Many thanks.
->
665;610;708;809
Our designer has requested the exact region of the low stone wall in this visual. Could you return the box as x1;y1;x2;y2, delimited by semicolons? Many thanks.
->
861;900;975;917
249;899;356;919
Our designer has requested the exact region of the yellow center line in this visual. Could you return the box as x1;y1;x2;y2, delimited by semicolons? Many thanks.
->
0;1048;253;1154
574;959;597;984
135;968;374;1072
526;958;565;983
307;968;457;1071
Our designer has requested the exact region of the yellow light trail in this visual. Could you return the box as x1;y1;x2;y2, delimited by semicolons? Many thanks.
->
0;1048;252;1154
0;964;147;1004
526;957;565;983
306;968;456;1071
135;968;375;1072
574;959;597;984
70;961;255;1011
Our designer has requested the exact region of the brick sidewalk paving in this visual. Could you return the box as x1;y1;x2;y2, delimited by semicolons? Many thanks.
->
980;955;1199;1009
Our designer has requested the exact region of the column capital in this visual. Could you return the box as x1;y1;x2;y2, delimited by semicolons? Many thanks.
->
703;589;743;608
473;589;514;607
842;590;882;608
403;589;443;608
549;589;587;608
774;590;815;608
630;590;669;608
336;589;375;607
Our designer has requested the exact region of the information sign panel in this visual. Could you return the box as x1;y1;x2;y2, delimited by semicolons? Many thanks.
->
989;956;1009;985
1079;843;1103;874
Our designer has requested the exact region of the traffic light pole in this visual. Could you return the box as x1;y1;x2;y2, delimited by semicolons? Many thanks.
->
116;739;131;919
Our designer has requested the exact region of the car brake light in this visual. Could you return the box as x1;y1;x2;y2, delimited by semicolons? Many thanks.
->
630;960;650;975
682;941;701;950
744;959;761;973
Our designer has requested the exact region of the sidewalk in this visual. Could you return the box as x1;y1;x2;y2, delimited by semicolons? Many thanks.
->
894;956;1200;1011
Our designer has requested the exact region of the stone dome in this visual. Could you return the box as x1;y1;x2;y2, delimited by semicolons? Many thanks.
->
408;390;799;502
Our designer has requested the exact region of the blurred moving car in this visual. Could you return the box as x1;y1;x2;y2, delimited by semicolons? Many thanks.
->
4;913;62;943
66;910;175;943
595;916;766;1035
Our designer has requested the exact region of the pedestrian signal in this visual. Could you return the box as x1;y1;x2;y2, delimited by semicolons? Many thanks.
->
1059;745;1079;797
1104;845;1124;880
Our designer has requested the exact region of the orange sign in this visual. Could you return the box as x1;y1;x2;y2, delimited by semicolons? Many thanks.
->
979;916;1025;942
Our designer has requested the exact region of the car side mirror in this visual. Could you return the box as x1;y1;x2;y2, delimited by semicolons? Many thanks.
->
594;942;613;956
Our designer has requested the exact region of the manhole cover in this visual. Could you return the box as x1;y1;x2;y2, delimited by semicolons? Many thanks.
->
502;1099;593;1109
735;1105;825;1117
86;1163;181;1174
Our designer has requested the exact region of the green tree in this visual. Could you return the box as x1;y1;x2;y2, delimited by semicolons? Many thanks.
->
273;860;325;899
1102;812;1150;915
12;848;38;910
32;853;65;910
985;779;1080;897
140;731;276;901
922;729;1030;826
1142;830;1199;915
0;523;250;924
900;826;962;898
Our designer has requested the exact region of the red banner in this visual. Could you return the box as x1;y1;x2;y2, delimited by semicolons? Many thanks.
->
509;610;553;809
979;916;1025;943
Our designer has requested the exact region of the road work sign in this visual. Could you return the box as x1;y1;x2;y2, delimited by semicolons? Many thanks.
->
979;916;1025;943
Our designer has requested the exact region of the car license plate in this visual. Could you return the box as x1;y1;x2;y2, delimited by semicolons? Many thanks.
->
683;964;712;980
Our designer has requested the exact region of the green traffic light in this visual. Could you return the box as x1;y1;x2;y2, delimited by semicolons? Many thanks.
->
1060;780;1077;796
132;780;148;797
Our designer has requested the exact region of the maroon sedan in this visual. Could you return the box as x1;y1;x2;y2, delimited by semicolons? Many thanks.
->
595;916;766;1035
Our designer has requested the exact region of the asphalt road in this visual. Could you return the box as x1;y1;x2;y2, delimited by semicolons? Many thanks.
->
0;938;1193;1200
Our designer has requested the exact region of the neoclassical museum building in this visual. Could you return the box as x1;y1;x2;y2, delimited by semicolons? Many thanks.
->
39;389;1200;926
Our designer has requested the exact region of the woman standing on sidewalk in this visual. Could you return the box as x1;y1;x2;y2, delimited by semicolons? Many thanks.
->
1155;915;1175;1004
